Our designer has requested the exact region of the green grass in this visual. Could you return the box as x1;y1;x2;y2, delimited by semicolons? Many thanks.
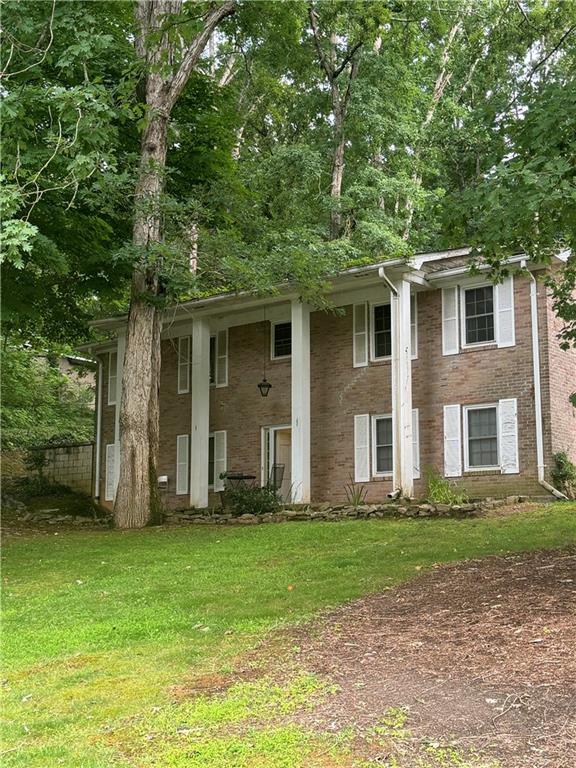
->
2;504;575;767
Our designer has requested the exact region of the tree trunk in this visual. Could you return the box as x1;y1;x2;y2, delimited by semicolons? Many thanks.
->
330;94;345;239
113;108;167;529
113;0;235;528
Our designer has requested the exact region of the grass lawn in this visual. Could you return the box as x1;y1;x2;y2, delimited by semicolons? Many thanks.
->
2;503;576;767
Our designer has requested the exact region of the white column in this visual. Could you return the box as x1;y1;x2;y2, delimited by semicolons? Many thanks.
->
392;279;413;496
190;317;210;508
114;328;126;491
94;358;103;498
291;300;311;503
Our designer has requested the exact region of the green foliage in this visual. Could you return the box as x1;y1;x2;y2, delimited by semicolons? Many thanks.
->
551;452;576;500
23;447;47;478
1;345;95;450
344;475;368;509
426;468;469;505
222;483;281;516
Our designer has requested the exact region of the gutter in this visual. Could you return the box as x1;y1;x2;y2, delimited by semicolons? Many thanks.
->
94;357;103;499
525;261;568;500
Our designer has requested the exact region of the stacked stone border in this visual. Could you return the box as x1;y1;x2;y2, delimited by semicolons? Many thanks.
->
165;495;532;526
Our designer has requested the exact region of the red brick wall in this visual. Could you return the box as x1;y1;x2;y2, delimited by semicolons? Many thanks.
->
97;271;572;509
544;284;576;469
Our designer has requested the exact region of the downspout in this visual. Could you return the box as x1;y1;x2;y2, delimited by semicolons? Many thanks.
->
378;267;402;498
94;357;103;499
525;261;568;500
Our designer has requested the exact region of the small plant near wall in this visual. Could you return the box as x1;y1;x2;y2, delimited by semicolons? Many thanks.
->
551;452;576;499
344;475;368;510
223;484;281;517
425;468;469;505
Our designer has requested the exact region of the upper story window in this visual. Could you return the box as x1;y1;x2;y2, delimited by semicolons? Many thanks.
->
463;285;495;345
465;404;498;469
272;321;291;359
107;351;118;405
373;304;392;359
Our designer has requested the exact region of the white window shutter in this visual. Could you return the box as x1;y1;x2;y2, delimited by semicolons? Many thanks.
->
105;444;116;501
499;398;519;474
216;330;228;387
213;430;227;491
443;404;462;477
354;414;370;482
496;276;515;348
176;434;190;495
178;337;191;394
353;303;368;367
108;352;117;405
442;287;459;356
412;408;420;479
410;295;418;359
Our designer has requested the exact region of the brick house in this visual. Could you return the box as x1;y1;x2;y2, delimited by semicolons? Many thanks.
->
86;248;575;509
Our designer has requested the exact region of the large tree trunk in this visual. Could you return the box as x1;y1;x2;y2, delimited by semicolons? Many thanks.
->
114;109;168;529
113;0;235;529
330;96;345;239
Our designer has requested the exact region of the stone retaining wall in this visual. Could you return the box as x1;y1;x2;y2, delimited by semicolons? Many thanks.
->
42;443;94;495
165;496;528;526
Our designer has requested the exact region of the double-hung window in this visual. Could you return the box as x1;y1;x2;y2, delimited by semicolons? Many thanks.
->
178;337;191;394
272;321;291;359
372;415;393;475
463;285;495;345
372;304;392;359
465;405;498;469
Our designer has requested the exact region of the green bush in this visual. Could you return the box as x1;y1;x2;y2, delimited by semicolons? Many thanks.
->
551;452;576;499
425;468;469;505
223;484;281;517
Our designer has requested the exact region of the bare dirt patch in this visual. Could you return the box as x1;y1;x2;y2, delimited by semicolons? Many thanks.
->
285;548;576;767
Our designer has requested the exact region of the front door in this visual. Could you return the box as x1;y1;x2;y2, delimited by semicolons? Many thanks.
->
262;425;292;502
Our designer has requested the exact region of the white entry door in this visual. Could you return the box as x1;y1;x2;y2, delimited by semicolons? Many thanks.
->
262;425;292;501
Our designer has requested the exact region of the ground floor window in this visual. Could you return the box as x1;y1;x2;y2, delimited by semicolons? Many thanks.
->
464;404;498;469
372;415;393;475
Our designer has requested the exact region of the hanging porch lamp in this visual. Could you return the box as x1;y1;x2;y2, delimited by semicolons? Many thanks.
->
258;308;272;397
258;377;272;397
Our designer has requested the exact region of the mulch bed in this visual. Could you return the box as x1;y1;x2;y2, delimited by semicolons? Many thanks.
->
286;547;576;767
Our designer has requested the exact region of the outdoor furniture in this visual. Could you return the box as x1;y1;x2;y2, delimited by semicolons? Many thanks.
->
219;471;257;508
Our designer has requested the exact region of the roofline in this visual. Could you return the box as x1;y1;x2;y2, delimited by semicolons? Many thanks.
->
87;246;570;335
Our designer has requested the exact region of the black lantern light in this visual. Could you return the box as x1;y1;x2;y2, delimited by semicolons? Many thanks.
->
258;377;272;397
258;307;272;397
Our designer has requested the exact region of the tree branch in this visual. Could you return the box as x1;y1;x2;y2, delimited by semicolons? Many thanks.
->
333;39;363;80
165;0;236;111
308;5;333;80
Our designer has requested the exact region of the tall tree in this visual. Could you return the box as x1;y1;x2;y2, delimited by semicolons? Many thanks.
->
114;1;235;529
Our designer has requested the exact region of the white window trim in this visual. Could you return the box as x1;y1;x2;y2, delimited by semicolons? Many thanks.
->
176;434;190;495
177;336;191;394
460;282;497;350
107;352;117;406
463;403;500;472
209;330;229;389
371;413;393;478
370;302;392;362
270;320;292;360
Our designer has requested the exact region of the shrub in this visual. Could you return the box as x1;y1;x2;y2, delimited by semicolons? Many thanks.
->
425;468;469;505
344;475;368;509
551;452;576;499
223;484;281;517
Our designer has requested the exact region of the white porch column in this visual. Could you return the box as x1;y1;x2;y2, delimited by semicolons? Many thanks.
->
114;328;126;491
291;300;311;503
190;317;210;508
392;279;413;496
